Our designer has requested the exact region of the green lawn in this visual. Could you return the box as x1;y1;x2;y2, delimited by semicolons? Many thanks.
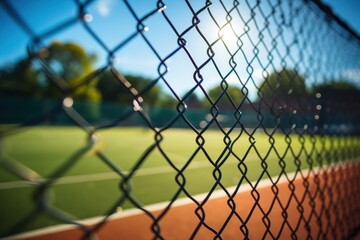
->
0;126;353;237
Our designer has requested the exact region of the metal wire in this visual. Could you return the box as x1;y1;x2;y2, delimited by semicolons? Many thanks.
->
0;0;360;239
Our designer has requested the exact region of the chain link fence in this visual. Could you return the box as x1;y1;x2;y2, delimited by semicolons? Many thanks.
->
0;0;360;239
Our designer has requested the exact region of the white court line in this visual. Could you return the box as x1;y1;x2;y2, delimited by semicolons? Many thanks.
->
0;161;225;190
4;170;300;240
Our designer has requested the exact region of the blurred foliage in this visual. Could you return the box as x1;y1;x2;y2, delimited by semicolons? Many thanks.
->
205;84;245;109
0;58;41;96
157;94;178;108
2;41;358;113
314;80;360;92
41;41;101;102
97;71;161;107
259;68;307;98
0;42;101;102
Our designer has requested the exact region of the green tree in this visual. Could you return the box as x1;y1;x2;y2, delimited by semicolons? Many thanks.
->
41;41;101;102
314;80;359;92
0;41;101;102
157;94;178;108
0;58;40;96
259;69;307;98
186;92;203;109
205;84;244;109
313;80;360;132
97;71;161;107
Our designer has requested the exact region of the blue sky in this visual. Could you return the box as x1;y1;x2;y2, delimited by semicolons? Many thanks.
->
0;0;359;100
322;0;360;34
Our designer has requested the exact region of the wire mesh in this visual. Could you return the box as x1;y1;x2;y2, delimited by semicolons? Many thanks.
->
0;0;360;239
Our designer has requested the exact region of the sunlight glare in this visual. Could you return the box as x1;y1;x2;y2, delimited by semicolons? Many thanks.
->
218;25;238;45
